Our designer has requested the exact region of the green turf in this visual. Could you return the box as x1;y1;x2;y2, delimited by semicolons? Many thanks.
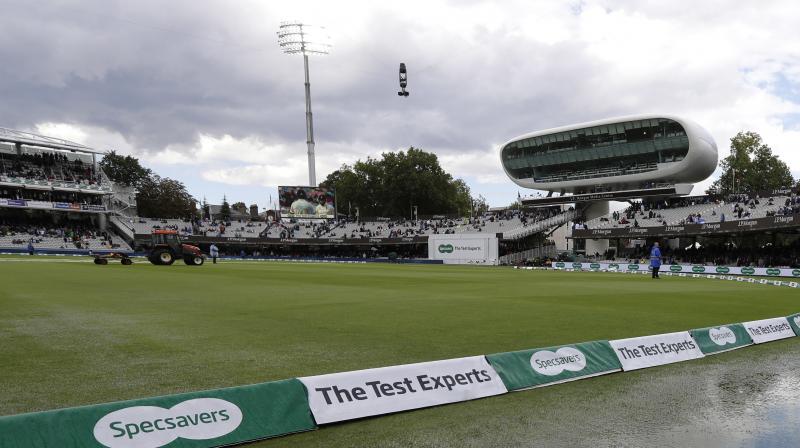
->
0;257;798;446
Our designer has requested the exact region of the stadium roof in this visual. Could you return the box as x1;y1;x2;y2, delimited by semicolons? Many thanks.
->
0;127;102;155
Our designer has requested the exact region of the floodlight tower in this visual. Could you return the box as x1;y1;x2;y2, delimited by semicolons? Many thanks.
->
277;22;330;187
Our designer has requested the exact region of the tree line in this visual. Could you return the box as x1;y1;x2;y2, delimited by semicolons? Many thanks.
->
708;131;796;195
321;147;488;218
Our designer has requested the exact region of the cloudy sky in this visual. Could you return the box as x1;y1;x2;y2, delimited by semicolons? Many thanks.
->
2;0;799;209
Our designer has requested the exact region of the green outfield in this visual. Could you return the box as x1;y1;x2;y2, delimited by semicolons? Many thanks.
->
1;256;798;447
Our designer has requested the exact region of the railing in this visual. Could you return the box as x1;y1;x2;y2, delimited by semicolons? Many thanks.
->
499;244;558;264
109;215;135;241
501;209;578;240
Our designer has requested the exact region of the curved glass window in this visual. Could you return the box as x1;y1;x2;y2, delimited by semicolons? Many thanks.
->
502;118;688;182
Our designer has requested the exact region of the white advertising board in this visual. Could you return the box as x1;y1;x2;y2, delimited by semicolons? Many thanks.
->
299;356;507;424
609;331;705;371
741;317;796;344
428;234;499;265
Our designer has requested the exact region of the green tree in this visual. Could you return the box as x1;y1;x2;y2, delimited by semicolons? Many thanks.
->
99;150;151;187
473;194;490;215
321;147;480;218
219;196;231;221
708;131;794;195
231;201;247;215
201;197;210;220
136;176;197;219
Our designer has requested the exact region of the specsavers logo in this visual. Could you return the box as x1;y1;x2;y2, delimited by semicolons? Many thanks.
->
794;316;800;329
530;347;586;376
716;266;730;274
708;327;736;346
670;265;682;272
437;244;454;254
93;398;243;448
741;267;755;275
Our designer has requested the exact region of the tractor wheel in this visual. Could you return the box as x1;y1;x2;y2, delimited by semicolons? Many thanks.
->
184;255;204;266
154;249;175;265
121;258;133;266
94;258;108;265
147;254;160;265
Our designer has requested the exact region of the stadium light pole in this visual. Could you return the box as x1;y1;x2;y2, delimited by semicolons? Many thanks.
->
277;22;331;187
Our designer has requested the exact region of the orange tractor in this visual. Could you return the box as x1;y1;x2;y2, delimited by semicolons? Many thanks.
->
148;230;205;266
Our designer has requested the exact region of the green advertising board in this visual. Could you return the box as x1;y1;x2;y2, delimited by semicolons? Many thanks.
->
486;340;621;391
788;313;800;336
689;323;753;355
0;379;315;448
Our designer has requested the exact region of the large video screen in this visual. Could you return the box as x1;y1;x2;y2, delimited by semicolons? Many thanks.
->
278;186;336;219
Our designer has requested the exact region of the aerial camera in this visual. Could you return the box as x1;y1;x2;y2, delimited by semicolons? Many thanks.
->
398;63;409;97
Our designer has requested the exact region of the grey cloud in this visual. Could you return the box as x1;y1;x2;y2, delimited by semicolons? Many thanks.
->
0;0;798;177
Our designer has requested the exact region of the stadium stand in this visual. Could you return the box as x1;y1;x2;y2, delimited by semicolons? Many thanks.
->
0;146;110;193
582;193;800;230
127;206;574;241
0;220;131;252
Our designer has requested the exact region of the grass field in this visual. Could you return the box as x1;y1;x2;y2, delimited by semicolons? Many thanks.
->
1;256;799;447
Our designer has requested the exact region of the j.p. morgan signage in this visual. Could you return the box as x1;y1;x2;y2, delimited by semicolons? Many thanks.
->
572;215;798;239
299;356;507;424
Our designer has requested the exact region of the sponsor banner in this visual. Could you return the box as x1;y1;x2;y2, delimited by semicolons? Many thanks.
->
573;214;798;239
788;313;800;336
299;356;507;424
0;379;315;448
5;199;27;206
486;340;621;391
742;317;796;344
428;235;499;265
689;324;753;355
81;204;107;211
54;202;81;210
557;262;800;278
609;331;704;371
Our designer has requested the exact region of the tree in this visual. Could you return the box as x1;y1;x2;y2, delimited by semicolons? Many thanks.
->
321;147;481;218
708;131;794;195
473;194;490;215
219;196;231;221
231;201;247;214
99;151;151;187
136;176;197;219
201;197;210;220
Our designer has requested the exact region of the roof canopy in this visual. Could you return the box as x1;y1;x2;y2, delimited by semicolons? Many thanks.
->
0;127;102;155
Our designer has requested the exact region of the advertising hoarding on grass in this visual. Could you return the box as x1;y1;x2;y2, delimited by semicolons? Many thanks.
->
609;331;705;371
689;324;753;355
0;379;315;448
486;340;621;391
299;356;507;424
741;317;796;344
